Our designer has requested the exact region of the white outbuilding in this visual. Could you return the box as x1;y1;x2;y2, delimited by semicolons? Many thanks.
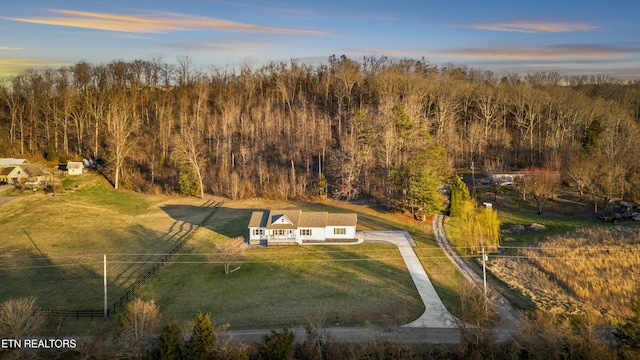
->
67;162;84;176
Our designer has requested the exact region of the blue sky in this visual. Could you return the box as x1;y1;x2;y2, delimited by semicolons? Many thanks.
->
1;0;639;78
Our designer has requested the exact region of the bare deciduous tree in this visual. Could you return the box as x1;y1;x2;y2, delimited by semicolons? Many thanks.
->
209;236;248;275
105;89;137;189
0;297;44;338
522;167;559;215
117;298;162;359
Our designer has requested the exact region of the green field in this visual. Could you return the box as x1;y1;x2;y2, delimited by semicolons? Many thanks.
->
0;174;208;311
0;174;468;333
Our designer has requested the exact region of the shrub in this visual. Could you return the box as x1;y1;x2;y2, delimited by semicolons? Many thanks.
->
614;297;640;349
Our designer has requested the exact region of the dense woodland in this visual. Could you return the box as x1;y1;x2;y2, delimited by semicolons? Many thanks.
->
1;55;639;211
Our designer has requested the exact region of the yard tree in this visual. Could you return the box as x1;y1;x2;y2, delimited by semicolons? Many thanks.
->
183;311;216;360
522;167;559;215
209;236;247;275
461;207;500;253
117;298;162;359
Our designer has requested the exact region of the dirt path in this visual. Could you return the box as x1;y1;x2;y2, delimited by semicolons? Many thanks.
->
432;214;523;340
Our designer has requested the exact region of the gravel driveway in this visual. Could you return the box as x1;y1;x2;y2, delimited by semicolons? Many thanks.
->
432;214;523;340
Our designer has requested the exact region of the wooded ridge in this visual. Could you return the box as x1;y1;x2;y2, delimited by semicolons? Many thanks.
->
1;55;638;210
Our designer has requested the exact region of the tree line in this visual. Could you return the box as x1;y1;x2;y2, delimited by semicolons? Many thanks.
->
0;56;638;210
2;295;639;359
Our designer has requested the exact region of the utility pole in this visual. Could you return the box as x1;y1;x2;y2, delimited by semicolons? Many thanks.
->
482;246;488;315
471;161;476;198
103;255;108;320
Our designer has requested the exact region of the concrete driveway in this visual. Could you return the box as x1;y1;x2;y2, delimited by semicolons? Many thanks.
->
359;230;458;328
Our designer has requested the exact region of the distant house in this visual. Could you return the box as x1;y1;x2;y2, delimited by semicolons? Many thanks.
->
0;166;16;184
487;170;560;186
22;164;51;183
67;162;84;176
0;158;28;167
0;165;27;184
619;201;638;212
0;164;51;184
486;171;523;186
248;210;357;246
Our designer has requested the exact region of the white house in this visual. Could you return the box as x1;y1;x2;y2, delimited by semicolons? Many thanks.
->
486;171;523;186
67;162;84;175
248;210;357;246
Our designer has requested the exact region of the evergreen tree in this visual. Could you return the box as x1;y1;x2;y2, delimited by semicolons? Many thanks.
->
450;175;473;219
318;173;327;199
410;165;443;218
183;312;215;360
178;164;200;197
261;328;295;360
45;141;57;162
407;144;449;218
157;320;181;360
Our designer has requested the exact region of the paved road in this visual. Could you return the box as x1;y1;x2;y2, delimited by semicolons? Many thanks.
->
224;326;461;344
432;214;523;340
360;230;458;329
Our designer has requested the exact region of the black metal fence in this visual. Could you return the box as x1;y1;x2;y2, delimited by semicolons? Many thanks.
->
40;200;224;319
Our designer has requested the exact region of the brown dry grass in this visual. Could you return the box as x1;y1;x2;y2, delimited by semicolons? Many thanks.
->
488;227;640;324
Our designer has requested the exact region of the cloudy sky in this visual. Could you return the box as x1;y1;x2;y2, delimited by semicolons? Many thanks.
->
1;0;639;78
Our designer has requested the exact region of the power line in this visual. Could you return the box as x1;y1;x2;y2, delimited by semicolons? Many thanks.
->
2;252;639;271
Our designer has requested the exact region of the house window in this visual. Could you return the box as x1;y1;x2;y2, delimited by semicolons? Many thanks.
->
253;229;264;236
334;228;346;235
275;229;285;236
300;229;312;236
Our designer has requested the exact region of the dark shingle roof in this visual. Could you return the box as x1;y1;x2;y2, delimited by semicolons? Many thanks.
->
0;166;15;176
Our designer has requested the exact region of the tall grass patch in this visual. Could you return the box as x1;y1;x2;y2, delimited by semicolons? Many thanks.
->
488;227;640;324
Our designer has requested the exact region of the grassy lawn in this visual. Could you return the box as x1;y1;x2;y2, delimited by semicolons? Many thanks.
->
0;173;204;311
0;177;468;334
137;199;459;329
